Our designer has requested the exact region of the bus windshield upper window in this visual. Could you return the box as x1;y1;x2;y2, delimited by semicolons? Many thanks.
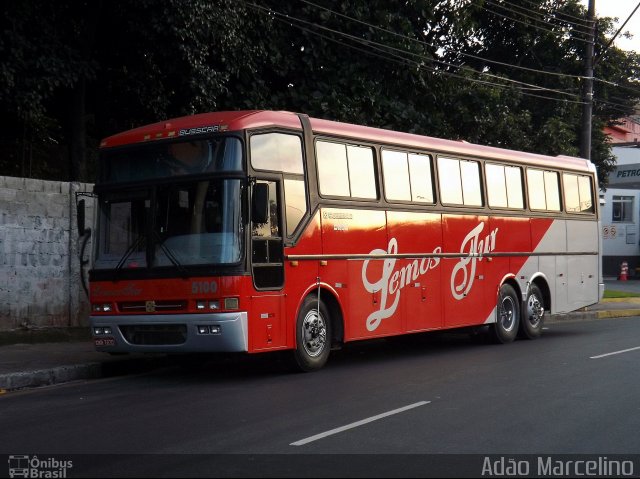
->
101;137;242;183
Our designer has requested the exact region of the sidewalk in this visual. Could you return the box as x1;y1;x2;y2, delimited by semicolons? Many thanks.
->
2;279;640;392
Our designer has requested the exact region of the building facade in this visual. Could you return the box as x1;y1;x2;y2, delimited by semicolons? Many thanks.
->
601;143;640;278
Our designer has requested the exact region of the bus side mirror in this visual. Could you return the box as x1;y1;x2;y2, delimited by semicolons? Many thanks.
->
252;183;269;224
77;199;89;236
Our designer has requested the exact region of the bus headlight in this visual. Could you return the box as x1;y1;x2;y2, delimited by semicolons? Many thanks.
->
92;303;113;312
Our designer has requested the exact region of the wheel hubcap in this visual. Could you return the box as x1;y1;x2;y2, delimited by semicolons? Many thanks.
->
499;295;516;332
527;294;544;327
302;309;327;358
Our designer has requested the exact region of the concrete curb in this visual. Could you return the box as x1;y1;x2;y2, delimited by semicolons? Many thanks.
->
0;356;169;392
548;311;598;322
0;363;102;390
600;297;640;304
595;309;640;319
549;306;640;322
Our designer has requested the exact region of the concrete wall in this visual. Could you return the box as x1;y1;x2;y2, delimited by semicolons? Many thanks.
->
0;176;95;331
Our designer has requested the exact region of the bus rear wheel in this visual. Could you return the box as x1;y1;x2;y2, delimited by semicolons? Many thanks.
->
490;284;520;344
519;283;545;339
293;296;331;372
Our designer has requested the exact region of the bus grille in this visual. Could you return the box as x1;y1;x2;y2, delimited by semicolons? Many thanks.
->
118;300;187;313
120;325;187;345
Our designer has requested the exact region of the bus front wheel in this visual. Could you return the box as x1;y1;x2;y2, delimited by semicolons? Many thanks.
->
293;296;331;372
491;284;520;344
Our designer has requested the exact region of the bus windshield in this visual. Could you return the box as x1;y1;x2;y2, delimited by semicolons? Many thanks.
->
100;136;243;183
94;179;243;270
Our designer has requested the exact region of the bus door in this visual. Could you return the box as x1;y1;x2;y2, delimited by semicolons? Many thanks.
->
250;180;285;350
442;214;490;327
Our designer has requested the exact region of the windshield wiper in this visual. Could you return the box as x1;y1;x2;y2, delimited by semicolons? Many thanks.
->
152;231;189;279
113;234;147;280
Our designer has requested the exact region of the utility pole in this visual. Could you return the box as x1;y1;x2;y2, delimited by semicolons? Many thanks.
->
579;0;596;161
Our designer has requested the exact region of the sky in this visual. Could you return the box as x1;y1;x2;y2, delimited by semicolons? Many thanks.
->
579;1;640;53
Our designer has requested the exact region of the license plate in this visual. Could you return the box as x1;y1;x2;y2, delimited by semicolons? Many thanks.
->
94;337;116;347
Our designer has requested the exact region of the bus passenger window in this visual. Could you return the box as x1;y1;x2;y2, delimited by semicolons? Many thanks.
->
527;169;560;211
317;141;350;196
461;160;482;206
486;164;508;207
438;157;463;205
316;141;376;199
486;164;523;209
578;176;594;213
284;179;307;236
527;169;546;210
438;157;482;206
563;174;581;213
383;150;434;203
505;166;524;209
250;133;304;174
544;171;561;211
564;173;594;214
408;153;434;203
347;145;377;199
382;150;411;201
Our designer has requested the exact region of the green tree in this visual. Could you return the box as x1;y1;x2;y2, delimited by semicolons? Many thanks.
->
0;0;263;181
1;0;639;185
459;0;640;183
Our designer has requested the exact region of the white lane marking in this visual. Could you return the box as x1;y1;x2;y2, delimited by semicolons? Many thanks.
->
290;401;430;446
590;346;640;359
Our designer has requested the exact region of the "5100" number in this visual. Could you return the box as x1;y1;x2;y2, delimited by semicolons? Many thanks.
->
191;281;218;294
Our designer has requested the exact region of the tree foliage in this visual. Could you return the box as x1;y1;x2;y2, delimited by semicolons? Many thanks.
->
1;0;639;185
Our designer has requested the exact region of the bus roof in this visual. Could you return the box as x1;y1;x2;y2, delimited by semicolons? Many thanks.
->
100;110;593;172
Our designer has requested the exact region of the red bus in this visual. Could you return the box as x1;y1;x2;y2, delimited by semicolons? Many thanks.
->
84;110;603;371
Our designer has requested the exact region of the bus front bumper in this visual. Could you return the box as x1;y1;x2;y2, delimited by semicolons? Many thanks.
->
90;312;248;353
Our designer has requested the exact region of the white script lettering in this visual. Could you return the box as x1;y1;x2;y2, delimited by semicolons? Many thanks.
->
361;238;441;331
450;223;498;300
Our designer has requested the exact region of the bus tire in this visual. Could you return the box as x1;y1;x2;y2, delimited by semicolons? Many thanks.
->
519;283;545;339
490;283;520;344
293;296;331;372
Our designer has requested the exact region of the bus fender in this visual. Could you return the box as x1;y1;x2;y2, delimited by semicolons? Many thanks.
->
293;282;345;347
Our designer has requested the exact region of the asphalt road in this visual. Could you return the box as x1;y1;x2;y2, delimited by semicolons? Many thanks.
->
2;317;640;477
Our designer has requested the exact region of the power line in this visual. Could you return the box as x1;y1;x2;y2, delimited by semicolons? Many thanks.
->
254;2;582;101
594;78;640;98
297;0;590;82
250;1;640;112
594;1;640;67
484;0;594;37
472;1;596;45
505;0;595;26
249;3;587;106
500;0;595;28
293;18;587;106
